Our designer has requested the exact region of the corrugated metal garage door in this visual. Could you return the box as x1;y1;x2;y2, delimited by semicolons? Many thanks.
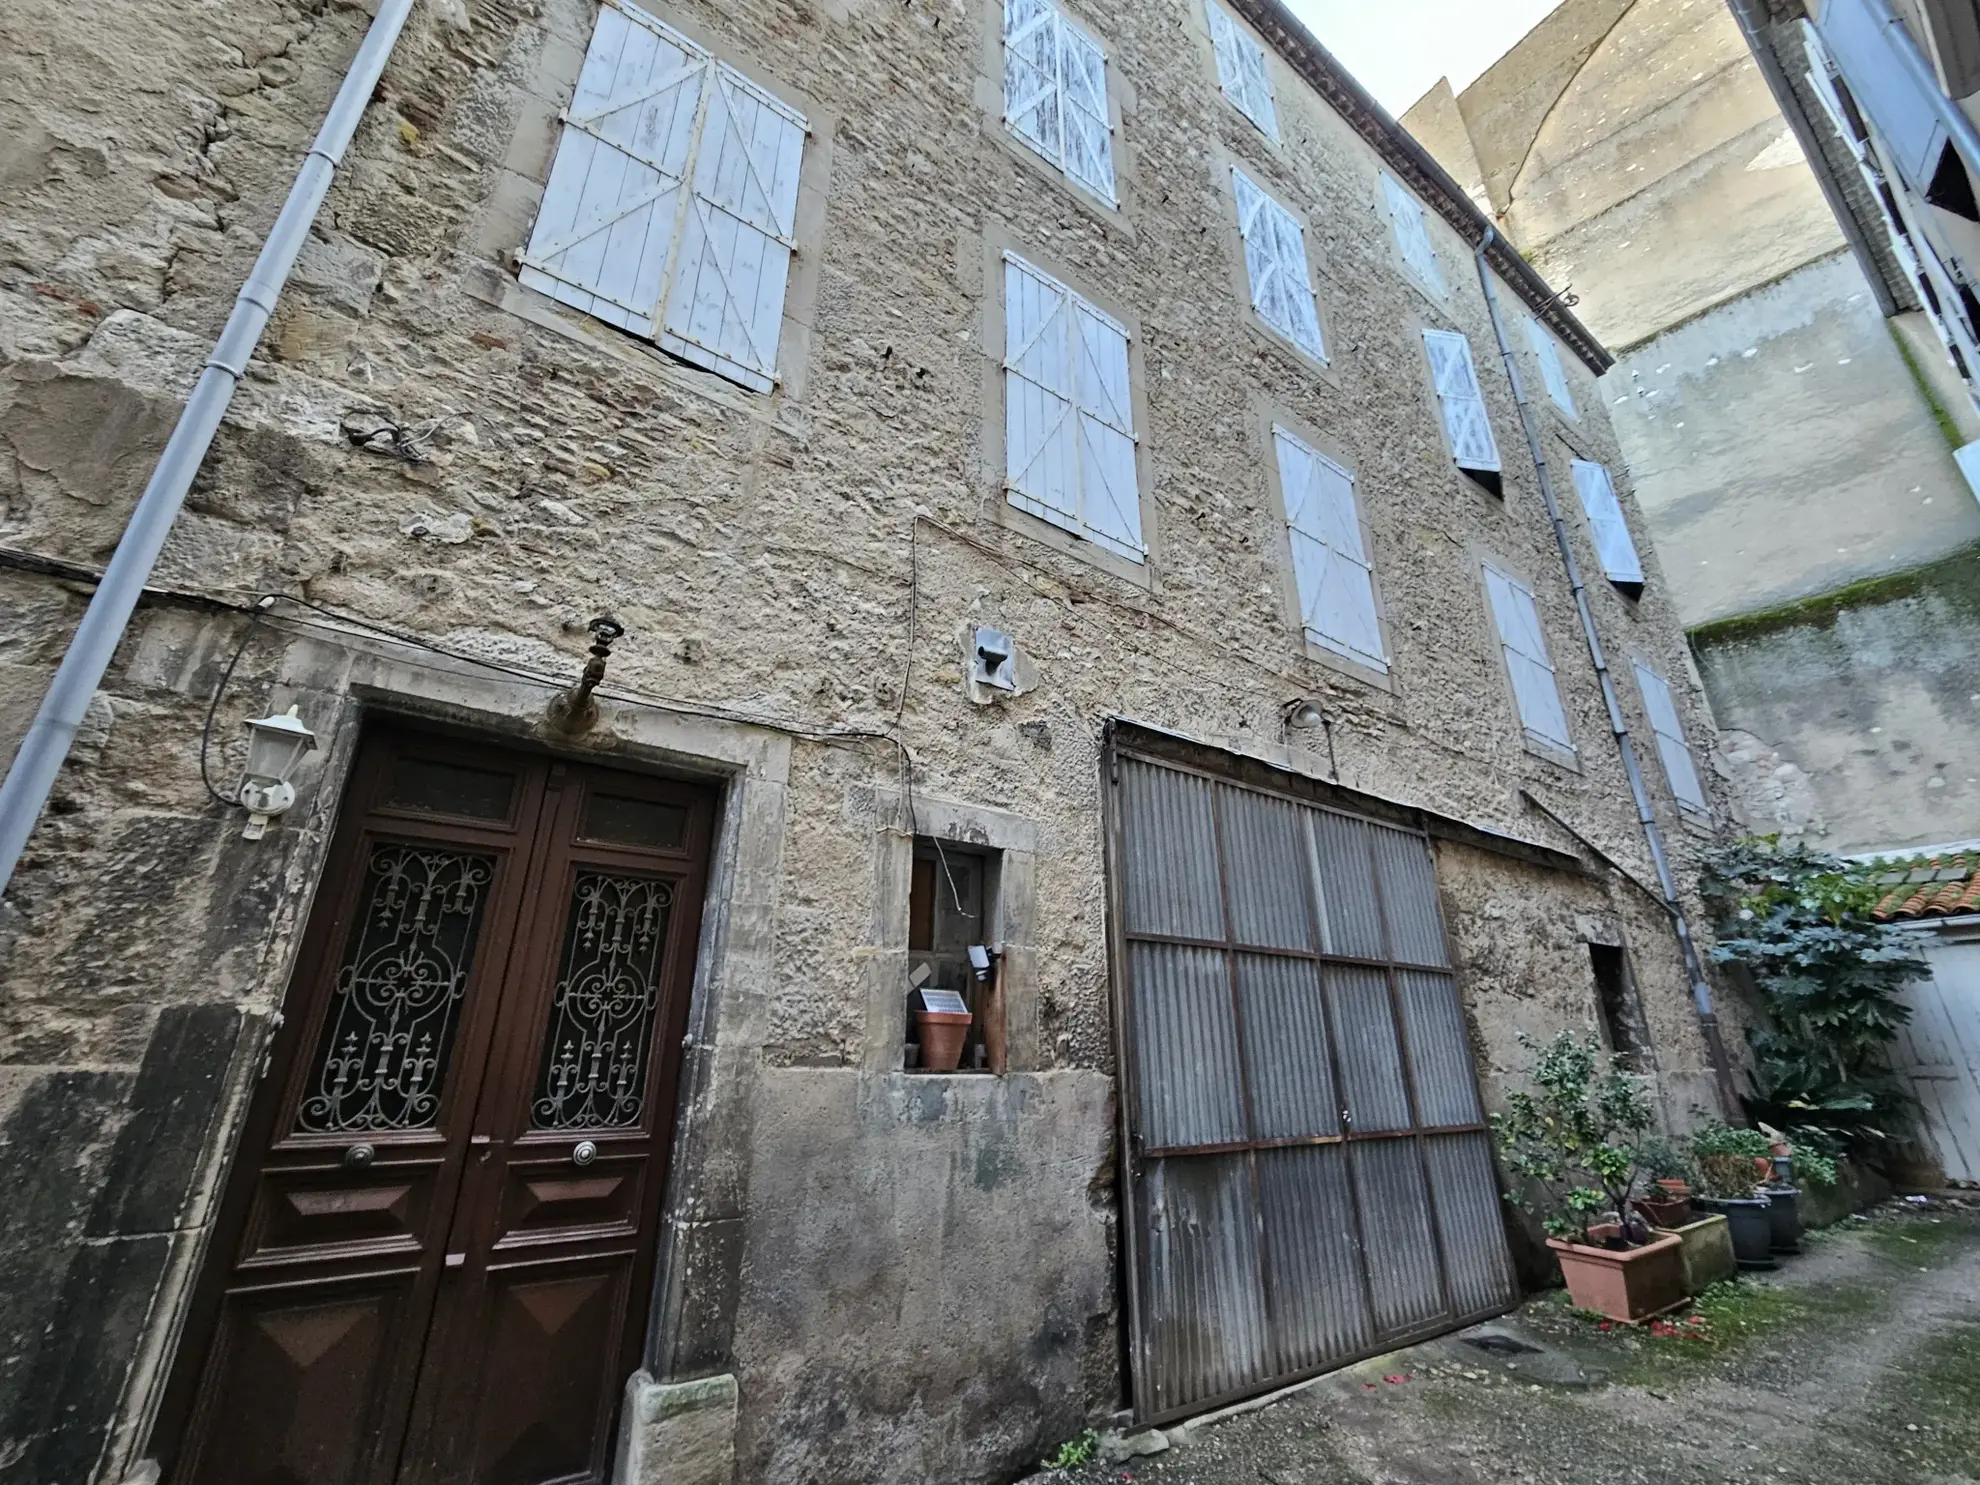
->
1106;747;1516;1423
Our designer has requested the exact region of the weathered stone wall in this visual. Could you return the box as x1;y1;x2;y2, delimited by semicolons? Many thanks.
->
1;0;1734;1480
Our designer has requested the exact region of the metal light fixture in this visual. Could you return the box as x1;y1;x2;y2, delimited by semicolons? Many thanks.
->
237;704;317;840
1282;698;1327;733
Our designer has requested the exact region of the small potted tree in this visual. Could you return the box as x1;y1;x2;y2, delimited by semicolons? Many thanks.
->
1494;1032;1689;1323
1690;1123;1777;1270
1633;1137;1695;1230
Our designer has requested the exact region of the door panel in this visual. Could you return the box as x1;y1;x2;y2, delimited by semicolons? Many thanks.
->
162;733;715;1485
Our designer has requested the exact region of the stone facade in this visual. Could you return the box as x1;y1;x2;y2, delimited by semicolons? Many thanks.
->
1402;0;1980;854
0;0;1735;1481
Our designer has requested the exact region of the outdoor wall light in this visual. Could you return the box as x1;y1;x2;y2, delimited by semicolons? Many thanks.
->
237;705;317;840
1282;698;1328;732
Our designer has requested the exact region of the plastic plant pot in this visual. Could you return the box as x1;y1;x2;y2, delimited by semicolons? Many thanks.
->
914;1010;973;1072
1546;1228;1688;1323
1766;1186;1803;1255
1694;1195;1777;1270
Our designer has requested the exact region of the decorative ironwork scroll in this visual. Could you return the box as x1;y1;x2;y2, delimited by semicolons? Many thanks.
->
297;846;493;1133
532;874;674;1130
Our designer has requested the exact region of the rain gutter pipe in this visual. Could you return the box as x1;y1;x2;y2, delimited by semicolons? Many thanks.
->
1472;226;1744;1121
0;0;417;897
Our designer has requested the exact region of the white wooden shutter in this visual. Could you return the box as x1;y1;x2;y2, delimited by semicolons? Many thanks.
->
1634;662;1709;813
1274;427;1385;672
1207;2;1278;139
1382;174;1445;295
1485;567;1574;751
1571;460;1644;586
520;4;709;338
1004;254;1144;561
1233;169;1326;362
1526;317;1575;416
1423;329;1500;472
658;66;806;391
1003;0;1117;204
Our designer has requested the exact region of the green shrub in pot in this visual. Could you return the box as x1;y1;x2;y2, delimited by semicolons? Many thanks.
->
1493;1031;1656;1246
1691;1123;1771;1199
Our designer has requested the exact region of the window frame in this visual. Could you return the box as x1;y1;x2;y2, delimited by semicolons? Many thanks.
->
1481;559;1578;762
1569;457;1646;598
1381;172;1448;299
1632;659;1712;820
997;0;1123;209
1421;327;1504;490
1225;163;1331;369
979;230;1159;587
1258;409;1393;688
1525;316;1577;420
1204;0;1279;141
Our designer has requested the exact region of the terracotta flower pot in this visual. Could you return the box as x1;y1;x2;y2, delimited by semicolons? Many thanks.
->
1656;1178;1692;1199
1636;1192;1693;1230
1547;1228;1688;1323
914;1009;973;1072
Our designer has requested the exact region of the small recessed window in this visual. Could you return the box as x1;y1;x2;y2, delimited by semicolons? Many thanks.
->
1633;662;1710;818
1484;565;1574;755
1525;316;1576;418
1589;943;1650;1068
906;841;1004;1073
1206;2;1277;139
1383;174;1446;297
1571;459;1644;599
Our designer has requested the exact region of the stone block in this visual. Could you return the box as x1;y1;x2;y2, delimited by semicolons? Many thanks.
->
1671;1214;1736;1294
614;1371;738;1485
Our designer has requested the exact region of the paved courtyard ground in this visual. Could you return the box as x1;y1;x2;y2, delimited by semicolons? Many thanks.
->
1031;1197;1980;1485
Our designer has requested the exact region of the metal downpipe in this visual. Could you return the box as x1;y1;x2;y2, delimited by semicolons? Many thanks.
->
1471;227;1744;1120
0;0;417;897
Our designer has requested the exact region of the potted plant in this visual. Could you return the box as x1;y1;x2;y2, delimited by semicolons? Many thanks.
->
1633;1137;1695;1229
1690;1123;1776;1270
1494;1032;1689;1323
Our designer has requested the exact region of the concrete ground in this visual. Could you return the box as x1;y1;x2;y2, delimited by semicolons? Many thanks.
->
1031;1196;1980;1485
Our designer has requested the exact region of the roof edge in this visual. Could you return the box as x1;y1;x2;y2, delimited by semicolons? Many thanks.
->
1228;0;1615;375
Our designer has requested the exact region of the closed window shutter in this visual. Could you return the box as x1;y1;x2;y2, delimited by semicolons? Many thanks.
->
660;67;806;391
1571;460;1644;585
521;1;806;393
1207;3;1277;139
1274;428;1386;672
1233;169;1326;362
1423;329;1500;471
1382;175;1445;295
1005;254;1144;561
1485;567;1574;751
1634;663;1709;813
520;4;709;339
1526;317;1575;416
1003;0;1117;204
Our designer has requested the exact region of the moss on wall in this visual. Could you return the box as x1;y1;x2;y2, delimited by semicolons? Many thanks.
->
1688;542;1980;650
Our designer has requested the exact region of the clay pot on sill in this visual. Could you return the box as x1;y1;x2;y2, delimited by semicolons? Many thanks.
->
914;1010;974;1072
1547;1225;1689;1324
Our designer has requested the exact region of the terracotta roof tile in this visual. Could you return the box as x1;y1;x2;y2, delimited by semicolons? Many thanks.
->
1873;852;1980;921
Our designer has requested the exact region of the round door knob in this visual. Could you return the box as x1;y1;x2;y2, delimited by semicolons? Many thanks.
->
343;1143;376;1169
572;1140;599;1168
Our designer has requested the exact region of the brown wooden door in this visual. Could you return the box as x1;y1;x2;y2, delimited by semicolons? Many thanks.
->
160;729;715;1485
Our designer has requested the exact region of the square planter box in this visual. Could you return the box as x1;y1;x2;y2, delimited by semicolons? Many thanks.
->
1547;1228;1689;1323
1668;1213;1736;1293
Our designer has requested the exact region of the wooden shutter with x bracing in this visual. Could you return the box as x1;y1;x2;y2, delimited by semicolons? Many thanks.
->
1423;329;1500;473
1526;317;1575;417
1207;2;1278;139
1004;254;1145;562
1233;169;1327;363
1382;175;1445;296
1484;567;1574;753
520;0;806;394
1633;662;1710;815
1003;0;1118;204
1571;460;1644;588
1274;428;1386;673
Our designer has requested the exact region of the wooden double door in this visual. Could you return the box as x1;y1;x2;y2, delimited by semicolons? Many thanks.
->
160;729;716;1485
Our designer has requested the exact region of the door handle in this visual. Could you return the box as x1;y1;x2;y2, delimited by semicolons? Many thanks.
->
445;1252;466;1269
572;1140;599;1168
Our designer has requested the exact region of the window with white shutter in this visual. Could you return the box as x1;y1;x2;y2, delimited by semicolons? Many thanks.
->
1003;254;1144;562
1634;662;1709;815
1233;169;1327;363
1003;0;1118;205
1382;174;1446;296
1207;2;1278;139
1273;428;1386;673
1526;317;1576;418
1484;566;1574;753
519;2;807;394
1422;329;1501;485
1571;459;1645;594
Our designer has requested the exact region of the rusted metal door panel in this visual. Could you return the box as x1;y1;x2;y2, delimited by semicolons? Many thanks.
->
1108;746;1515;1424
160;730;716;1485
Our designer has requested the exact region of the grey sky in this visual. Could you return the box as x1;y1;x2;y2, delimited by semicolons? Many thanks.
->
1282;0;1566;115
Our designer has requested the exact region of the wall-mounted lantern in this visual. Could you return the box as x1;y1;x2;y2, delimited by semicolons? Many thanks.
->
237;705;317;840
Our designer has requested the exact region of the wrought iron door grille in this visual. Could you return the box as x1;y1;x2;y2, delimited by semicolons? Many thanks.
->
1108;750;1516;1423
